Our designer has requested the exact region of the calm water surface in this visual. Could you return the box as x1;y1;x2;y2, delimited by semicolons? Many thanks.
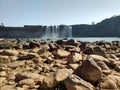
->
38;37;120;42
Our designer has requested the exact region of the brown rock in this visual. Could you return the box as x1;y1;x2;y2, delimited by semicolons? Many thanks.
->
67;63;80;70
89;54;109;63
56;49;70;58
64;74;94;90
42;72;56;89
100;75;120;89
19;53;39;60
0;71;6;77
15;72;40;82
74;58;102;83
0;55;10;63
67;52;82;64
97;61;111;74
18;79;35;86
8;61;25;69
55;68;73;82
0;49;18;56
0;77;6;84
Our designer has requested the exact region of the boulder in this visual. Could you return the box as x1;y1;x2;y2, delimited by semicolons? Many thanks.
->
0;71;6;77
15;72;40;82
100;75;120;89
97;61;111;74
56;49;70;58
64;74;94;90
8;61;25;69
84;46;106;57
29;41;40;48
19;53;39;60
67;52;82;64
0;55;10;63
55;68;73;82
18;79;35;86
42;72;56;90
67;63;80;70
89;54;109;63
0;77;6;84
0;49;18;56
65;39;79;46
74;58;102;83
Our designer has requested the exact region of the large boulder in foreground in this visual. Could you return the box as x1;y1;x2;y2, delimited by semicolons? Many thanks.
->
64;74;94;90
74;58;102;83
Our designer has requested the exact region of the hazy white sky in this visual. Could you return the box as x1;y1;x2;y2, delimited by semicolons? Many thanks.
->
0;0;120;26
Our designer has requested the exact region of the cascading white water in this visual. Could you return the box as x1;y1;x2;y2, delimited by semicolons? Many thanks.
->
68;26;72;38
44;25;59;38
43;25;73;39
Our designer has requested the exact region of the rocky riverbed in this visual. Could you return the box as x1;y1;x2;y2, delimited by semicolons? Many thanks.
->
0;39;120;90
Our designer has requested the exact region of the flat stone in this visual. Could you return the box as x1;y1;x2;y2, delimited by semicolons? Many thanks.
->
64;74;94;90
18;79;35;86
8;61;25;69
55;68;73;82
15;72;40;82
0;49;18;56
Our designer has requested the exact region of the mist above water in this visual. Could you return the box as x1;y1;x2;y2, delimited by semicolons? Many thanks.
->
42;25;73;39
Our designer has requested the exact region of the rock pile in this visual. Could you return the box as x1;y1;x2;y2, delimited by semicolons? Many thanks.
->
0;39;120;90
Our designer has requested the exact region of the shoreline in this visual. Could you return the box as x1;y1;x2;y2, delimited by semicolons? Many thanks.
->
0;39;120;90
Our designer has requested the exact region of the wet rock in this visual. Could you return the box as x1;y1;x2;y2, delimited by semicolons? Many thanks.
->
67;52;82;64
74;58;102;83
0;55;10;63
64;74;94;90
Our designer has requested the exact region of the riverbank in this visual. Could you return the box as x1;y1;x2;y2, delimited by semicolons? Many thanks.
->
0;39;120;90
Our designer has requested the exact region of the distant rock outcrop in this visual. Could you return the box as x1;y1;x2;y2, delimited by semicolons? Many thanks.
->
1;15;120;38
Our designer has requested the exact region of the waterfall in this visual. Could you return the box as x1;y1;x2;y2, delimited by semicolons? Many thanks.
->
44;25;59;38
68;26;72;38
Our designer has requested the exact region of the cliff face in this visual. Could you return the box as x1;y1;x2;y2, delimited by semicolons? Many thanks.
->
72;15;120;37
0;25;46;38
1;15;120;38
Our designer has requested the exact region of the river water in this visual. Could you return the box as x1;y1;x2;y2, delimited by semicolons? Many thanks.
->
34;37;120;42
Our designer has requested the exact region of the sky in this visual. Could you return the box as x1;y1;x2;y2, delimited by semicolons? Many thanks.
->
0;0;120;26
